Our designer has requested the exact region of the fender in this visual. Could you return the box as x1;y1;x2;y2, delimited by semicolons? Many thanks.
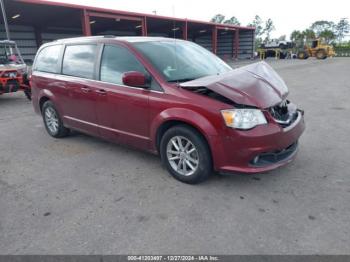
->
150;107;219;151
37;89;64;116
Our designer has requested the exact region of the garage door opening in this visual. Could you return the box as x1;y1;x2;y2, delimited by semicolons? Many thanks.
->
86;12;145;36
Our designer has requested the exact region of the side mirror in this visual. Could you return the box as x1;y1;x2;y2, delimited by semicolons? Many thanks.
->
122;71;148;88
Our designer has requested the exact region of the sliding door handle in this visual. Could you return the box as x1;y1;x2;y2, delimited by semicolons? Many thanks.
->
96;89;107;95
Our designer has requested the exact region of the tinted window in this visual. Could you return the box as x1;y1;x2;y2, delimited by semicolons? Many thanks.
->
62;45;96;79
34;45;62;73
100;45;147;85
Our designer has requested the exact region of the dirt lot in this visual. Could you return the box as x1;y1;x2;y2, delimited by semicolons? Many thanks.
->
0;58;349;254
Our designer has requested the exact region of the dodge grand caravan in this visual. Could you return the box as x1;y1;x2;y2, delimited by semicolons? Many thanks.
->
31;36;305;184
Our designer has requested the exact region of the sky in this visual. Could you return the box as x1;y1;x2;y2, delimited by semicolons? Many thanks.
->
44;0;350;40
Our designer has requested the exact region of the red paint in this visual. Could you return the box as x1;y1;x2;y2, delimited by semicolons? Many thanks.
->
234;29;239;59
142;17;148;36
122;71;147;87
212;26;217;54
31;37;305;174
81;9;91;36
180;61;289;109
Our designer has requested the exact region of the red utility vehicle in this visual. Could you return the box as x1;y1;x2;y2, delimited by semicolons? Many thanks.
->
31;36;305;184
0;40;31;100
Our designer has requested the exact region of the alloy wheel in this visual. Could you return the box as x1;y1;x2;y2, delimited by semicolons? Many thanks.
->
44;107;59;134
166;136;199;176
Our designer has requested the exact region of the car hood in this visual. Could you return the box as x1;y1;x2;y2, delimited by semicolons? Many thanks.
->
180;61;289;108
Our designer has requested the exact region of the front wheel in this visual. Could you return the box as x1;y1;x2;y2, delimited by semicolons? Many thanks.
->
42;100;70;138
297;51;308;59
316;49;327;59
160;125;212;184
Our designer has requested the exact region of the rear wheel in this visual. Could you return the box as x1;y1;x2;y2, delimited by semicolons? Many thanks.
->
160;125;212;184
42;100;69;138
316;49;327;59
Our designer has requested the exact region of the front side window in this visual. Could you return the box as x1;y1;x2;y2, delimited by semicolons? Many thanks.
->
62;45;96;79
34;45;62;73
100;45;147;85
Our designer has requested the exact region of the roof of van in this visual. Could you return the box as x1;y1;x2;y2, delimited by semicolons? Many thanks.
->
54;36;183;44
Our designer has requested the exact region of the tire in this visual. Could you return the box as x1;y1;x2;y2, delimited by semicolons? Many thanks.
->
297;51;308;59
42;100;69;138
160;125;212;184
316;49;327;59
24;89;31;101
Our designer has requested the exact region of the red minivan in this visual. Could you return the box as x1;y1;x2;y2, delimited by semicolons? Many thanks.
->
31;36;305;184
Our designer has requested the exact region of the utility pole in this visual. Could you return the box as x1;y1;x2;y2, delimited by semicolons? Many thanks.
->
0;0;10;40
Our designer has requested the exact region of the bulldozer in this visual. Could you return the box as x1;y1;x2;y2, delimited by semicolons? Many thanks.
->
297;39;335;59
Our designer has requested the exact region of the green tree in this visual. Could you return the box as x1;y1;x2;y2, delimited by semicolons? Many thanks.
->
310;20;335;36
290;30;304;47
290;30;303;41
264;18;275;41
302;29;316;41
247;15;264;47
335;18;350;42
248;15;264;38
319;29;336;43
223;16;240;25
210;14;225;24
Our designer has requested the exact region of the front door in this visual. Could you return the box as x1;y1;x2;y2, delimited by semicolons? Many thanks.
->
95;44;152;150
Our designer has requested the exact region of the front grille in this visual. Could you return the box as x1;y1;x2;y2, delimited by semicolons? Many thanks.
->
250;142;298;167
269;100;298;128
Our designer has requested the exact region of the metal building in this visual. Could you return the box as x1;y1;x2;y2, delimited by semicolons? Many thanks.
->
0;0;255;61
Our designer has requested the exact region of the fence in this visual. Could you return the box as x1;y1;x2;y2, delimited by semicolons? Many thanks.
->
334;47;350;57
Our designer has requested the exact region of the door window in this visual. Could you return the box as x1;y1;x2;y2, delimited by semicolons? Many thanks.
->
100;45;147;85
62;45;97;79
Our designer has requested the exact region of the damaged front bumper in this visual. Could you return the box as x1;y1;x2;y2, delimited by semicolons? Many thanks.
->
211;110;305;174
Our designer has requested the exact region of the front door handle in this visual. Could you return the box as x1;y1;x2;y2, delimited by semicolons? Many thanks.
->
96;89;107;95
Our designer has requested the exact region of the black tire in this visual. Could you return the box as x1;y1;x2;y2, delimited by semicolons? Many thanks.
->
297;51;308;59
316;49;327;59
160;125;212;184
42;100;70;138
24;89;31;101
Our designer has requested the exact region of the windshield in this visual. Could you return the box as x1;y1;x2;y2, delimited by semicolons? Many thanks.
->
132;40;231;82
0;44;24;65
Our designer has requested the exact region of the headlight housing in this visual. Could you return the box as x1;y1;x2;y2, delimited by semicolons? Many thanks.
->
221;109;267;130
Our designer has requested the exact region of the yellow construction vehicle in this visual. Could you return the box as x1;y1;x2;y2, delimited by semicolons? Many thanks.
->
297;39;336;59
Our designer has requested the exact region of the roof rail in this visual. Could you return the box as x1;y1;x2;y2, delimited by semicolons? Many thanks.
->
53;35;115;42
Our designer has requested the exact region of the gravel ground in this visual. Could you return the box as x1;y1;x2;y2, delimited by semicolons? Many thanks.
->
0;58;349;254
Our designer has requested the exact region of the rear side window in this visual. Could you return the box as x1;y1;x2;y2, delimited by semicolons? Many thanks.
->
62;45;97;79
100;45;147;85
34;45;62;73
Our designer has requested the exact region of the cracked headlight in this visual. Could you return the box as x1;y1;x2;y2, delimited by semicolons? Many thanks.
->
221;109;267;130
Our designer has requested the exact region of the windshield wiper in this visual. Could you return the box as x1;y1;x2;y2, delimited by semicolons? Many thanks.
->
168;78;197;83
